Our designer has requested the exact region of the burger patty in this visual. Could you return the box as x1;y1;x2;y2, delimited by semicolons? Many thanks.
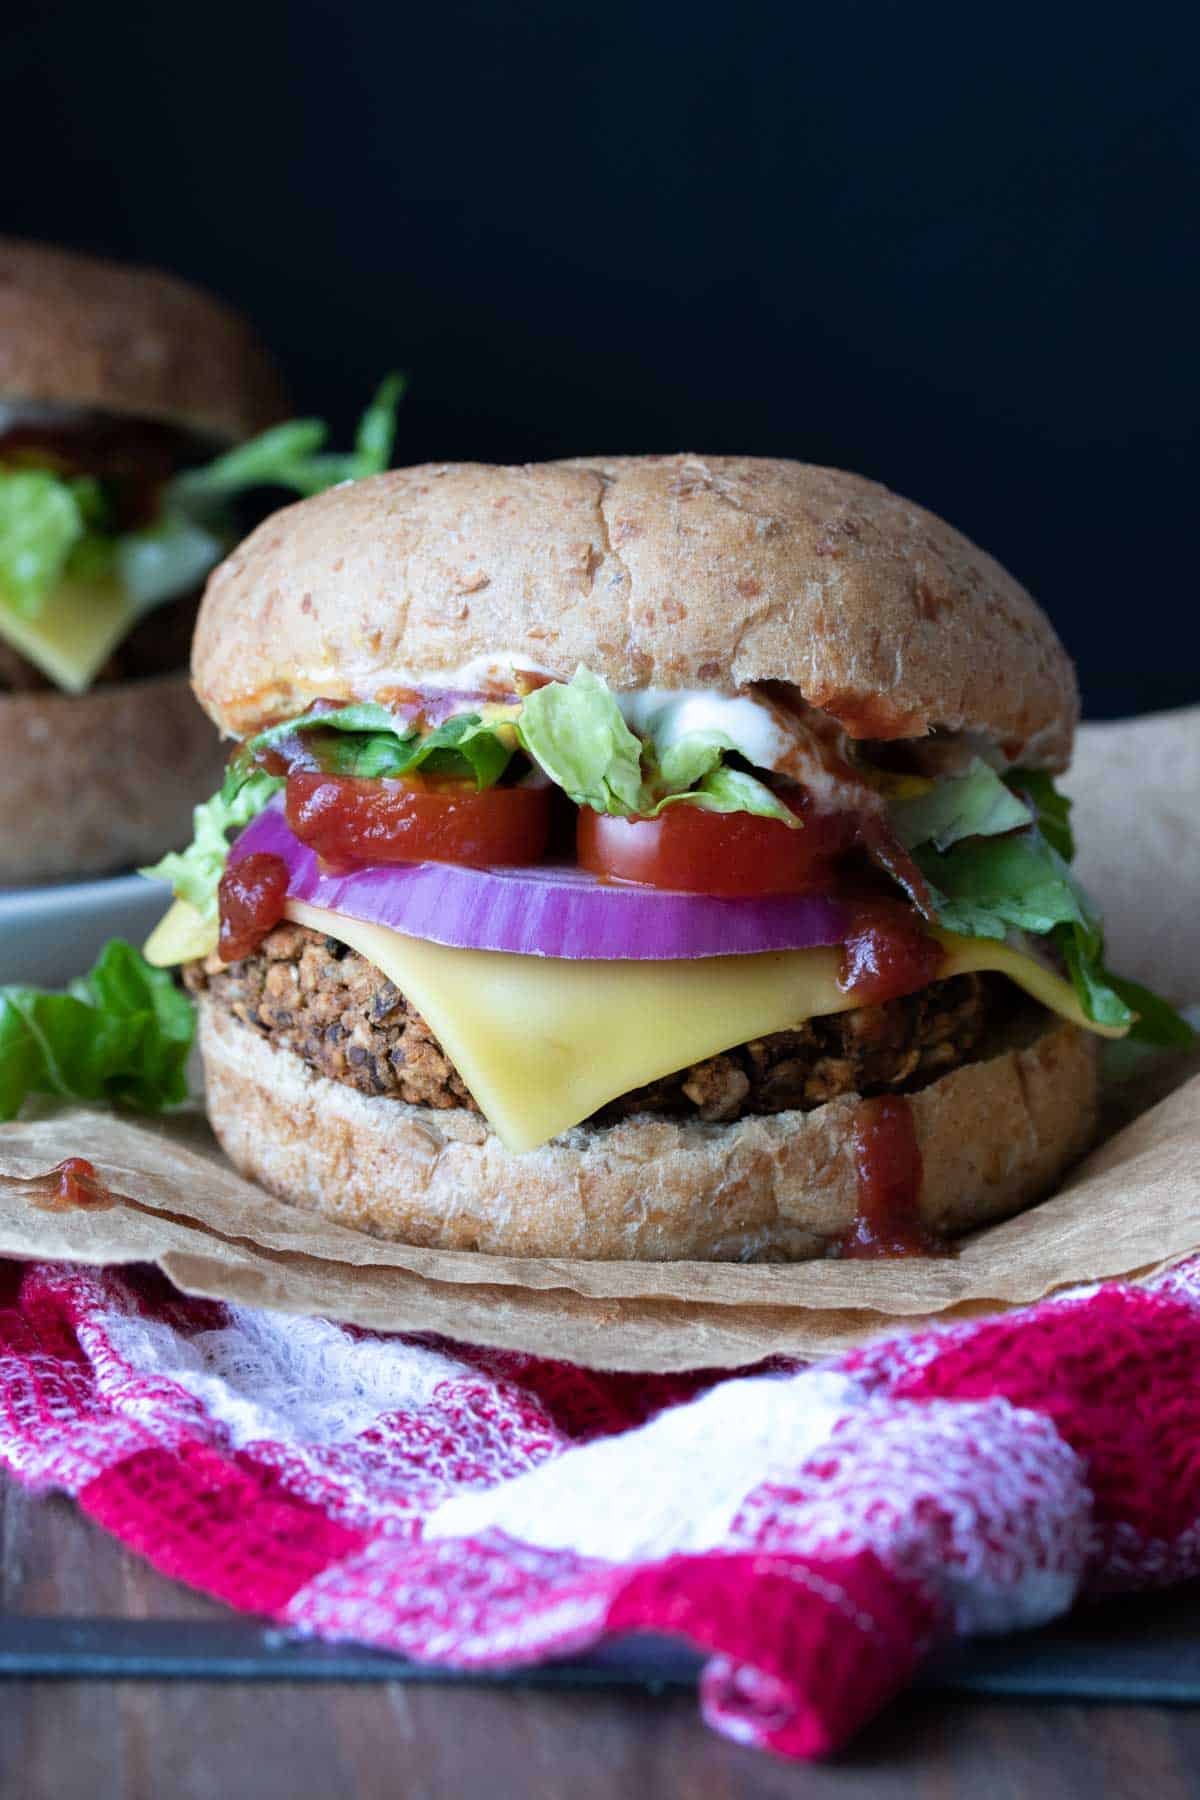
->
187;923;991;1126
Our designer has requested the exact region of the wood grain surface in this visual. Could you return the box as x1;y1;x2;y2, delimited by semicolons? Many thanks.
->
4;1477;1200;1799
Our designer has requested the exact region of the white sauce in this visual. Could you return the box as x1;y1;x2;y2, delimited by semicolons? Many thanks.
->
617;688;792;773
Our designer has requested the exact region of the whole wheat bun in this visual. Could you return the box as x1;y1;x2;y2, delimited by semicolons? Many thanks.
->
0;238;286;442
193;455;1078;766
198;998;1098;1261
0;674;226;885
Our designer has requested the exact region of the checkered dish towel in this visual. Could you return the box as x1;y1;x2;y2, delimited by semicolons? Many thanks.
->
2;1255;1198;1760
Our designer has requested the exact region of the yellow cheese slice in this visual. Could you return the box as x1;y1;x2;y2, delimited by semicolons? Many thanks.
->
0;576;140;693
147;894;1125;1153
286;901;1124;1152
144;897;216;967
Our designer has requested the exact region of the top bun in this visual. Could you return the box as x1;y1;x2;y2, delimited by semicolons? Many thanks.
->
193;454;1078;766
0;239;287;443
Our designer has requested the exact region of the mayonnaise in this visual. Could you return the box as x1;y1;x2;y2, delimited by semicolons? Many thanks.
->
617;688;792;772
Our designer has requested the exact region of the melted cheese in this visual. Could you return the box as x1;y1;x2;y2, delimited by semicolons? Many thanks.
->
292;902;1120;1151
147;894;1124;1153
0;576;139;693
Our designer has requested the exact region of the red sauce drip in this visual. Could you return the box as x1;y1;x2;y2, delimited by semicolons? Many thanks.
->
838;897;945;1006
841;1096;943;1258
218;852;290;963
26;1158;117;1213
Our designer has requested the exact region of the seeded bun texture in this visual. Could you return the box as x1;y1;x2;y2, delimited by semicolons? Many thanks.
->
198;998;1098;1261
0;238;287;443
193;454;1079;767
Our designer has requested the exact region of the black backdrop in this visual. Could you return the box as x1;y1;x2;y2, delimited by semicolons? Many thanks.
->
6;2;1198;717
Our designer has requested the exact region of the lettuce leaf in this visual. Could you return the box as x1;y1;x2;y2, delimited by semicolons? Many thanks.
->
1055;926;1136;1033
166;372;406;514
917;825;1193;1045
890;757;1032;851
654;730;730;794
916;831;1096;942
240;702;515;790
651;762;800;826
0;939;194;1120
1009;768;1075;861
517;667;645;813
140;770;285;921
0;469;93;615
517;671;800;824
1093;968;1198;1048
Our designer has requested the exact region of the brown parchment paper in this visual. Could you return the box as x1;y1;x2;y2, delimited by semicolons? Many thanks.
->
1;706;1197;1372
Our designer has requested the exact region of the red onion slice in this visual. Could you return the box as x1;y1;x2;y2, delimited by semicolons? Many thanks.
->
234;802;851;961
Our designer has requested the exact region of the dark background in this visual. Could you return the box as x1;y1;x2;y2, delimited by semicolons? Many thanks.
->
6;2;1198;717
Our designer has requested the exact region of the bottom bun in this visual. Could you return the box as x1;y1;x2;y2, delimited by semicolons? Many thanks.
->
198;997;1100;1262
0;672;225;885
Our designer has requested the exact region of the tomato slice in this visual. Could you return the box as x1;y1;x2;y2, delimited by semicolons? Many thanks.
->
286;772;552;867
577;800;857;896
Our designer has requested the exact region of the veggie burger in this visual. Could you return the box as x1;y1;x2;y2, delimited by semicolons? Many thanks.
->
147;455;1185;1260
0;239;403;886
0;239;285;884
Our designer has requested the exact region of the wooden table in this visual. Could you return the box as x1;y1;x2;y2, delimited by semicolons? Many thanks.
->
5;1476;1200;1799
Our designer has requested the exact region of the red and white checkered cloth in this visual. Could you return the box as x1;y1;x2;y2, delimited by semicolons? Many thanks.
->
2;1255;1199;1759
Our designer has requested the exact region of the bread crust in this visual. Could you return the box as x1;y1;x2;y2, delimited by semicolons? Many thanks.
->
198;997;1098;1261
192;455;1078;766
0;239;286;443
0;673;226;884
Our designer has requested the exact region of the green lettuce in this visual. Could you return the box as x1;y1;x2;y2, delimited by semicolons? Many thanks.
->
517;667;644;813
0;469;103;615
654;730;728;793
517;669;799;824
890;757;1033;851
915;831;1093;941
141;770;285;922
0;940;194;1120
651;761;799;826
1088;970;1198;1049
240;701;514;791
911;810;1190;1046
167;372;406;514
1009;768;1075;860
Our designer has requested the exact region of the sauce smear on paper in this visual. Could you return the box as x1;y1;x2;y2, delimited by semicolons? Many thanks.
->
24;1157;117;1213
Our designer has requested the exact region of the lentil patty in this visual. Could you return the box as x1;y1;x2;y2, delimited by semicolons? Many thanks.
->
187;922;992;1126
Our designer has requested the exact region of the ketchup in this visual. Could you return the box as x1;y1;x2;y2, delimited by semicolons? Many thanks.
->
23;1158;116;1213
838;898;945;1006
840;1096;944;1258
218;853;289;963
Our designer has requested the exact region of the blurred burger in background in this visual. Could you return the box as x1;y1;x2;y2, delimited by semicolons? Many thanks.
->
0;239;402;886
